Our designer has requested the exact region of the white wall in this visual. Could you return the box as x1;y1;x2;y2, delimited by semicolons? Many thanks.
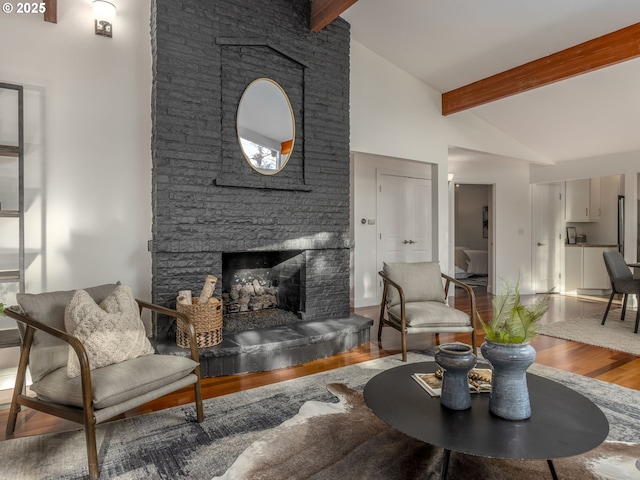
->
350;40;543;304
531;152;640;262
351;153;432;307
450;158;533;291
0;1;152;316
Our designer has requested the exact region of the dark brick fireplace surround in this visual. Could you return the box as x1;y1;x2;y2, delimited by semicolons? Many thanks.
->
150;0;371;376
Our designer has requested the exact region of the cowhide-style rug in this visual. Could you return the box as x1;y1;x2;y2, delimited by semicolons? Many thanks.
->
2;353;639;479
216;383;640;480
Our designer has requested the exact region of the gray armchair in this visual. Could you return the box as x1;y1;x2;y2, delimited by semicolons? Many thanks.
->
378;262;477;361
4;283;204;480
602;250;640;333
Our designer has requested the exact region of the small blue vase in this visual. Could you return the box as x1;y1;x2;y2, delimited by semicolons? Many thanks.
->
481;340;536;420
435;343;476;410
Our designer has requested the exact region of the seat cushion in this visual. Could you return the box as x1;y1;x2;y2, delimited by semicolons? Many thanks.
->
388;301;471;328
31;354;199;410
17;283;119;383
383;262;445;306
64;285;154;378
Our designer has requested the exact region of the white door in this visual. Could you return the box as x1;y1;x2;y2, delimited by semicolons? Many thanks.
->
377;174;432;297
533;183;563;293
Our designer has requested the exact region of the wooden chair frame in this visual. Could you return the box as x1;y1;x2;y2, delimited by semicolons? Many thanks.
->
5;300;204;480
378;270;478;361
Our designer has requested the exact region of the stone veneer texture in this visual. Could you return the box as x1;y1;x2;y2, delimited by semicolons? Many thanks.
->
151;0;351;337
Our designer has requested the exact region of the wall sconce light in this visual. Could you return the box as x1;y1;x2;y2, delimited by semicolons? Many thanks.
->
447;173;455;182
93;1;116;38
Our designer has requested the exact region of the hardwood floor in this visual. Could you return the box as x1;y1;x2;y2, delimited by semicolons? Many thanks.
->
1;288;638;442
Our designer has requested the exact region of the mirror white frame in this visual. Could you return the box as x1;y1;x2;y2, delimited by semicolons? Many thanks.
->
236;78;296;175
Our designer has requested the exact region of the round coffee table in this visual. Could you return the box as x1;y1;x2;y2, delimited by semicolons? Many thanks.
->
364;361;609;480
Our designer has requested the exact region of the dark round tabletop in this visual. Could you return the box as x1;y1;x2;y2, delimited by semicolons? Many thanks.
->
364;361;609;460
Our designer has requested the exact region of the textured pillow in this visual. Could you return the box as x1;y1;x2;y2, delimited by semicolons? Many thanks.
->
16;283;119;384
383;262;445;306
64;285;155;378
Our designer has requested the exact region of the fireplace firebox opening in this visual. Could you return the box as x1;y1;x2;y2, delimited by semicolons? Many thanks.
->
221;250;305;332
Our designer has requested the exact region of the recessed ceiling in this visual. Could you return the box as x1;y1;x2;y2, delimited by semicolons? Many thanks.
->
342;0;640;163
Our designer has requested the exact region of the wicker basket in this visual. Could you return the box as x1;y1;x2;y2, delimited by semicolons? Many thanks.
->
176;297;223;348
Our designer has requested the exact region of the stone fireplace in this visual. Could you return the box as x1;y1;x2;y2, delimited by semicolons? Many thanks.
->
150;0;372;376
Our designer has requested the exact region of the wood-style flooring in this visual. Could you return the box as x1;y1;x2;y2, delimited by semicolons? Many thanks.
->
1;288;638;442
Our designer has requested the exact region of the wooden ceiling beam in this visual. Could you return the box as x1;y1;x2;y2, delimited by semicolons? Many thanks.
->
44;0;57;23
311;0;358;33
442;22;640;115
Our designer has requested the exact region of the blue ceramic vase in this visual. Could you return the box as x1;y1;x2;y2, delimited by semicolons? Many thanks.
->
434;343;476;410
481;340;536;420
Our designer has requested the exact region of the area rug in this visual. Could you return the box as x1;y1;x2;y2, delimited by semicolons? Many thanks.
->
1;352;639;479
539;310;640;356
214;383;640;480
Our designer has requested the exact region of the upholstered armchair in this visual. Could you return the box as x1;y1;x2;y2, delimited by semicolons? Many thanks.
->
4;283;204;480
378;262;477;361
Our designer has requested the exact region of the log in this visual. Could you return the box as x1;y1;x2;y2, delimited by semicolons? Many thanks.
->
198;275;218;304
230;285;241;300
240;284;255;297
177;290;192;305
253;279;265;296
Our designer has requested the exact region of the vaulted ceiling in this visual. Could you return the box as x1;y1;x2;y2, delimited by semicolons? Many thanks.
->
339;0;640;164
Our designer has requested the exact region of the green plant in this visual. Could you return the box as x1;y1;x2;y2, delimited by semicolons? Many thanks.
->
0;301;5;316
478;278;549;344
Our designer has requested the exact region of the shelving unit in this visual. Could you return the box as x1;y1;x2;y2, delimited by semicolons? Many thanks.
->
0;82;24;349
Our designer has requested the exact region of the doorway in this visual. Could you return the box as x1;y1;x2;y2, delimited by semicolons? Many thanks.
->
452;184;493;291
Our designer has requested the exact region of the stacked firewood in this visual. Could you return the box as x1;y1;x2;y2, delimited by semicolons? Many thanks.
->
177;275;219;306
222;279;277;314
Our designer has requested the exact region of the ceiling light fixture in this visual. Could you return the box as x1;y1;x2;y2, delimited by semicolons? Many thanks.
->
93;1;116;38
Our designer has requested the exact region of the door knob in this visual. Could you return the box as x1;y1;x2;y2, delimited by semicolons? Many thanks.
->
409;240;417;244
402;240;409;244
537;242;546;246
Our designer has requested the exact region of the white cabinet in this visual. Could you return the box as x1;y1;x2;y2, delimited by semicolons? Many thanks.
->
565;178;600;222
564;245;616;294
564;247;583;293
588;178;600;222
582;247;611;289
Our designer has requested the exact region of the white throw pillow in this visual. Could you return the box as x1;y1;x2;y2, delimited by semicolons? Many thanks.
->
64;285;155;378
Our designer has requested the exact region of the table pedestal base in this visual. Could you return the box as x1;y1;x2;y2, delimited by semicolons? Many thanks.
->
440;450;559;480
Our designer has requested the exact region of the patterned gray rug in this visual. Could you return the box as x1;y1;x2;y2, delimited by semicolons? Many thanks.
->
1;352;639;479
539;310;640;356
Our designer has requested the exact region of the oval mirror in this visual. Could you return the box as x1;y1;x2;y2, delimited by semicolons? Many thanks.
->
237;78;295;175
